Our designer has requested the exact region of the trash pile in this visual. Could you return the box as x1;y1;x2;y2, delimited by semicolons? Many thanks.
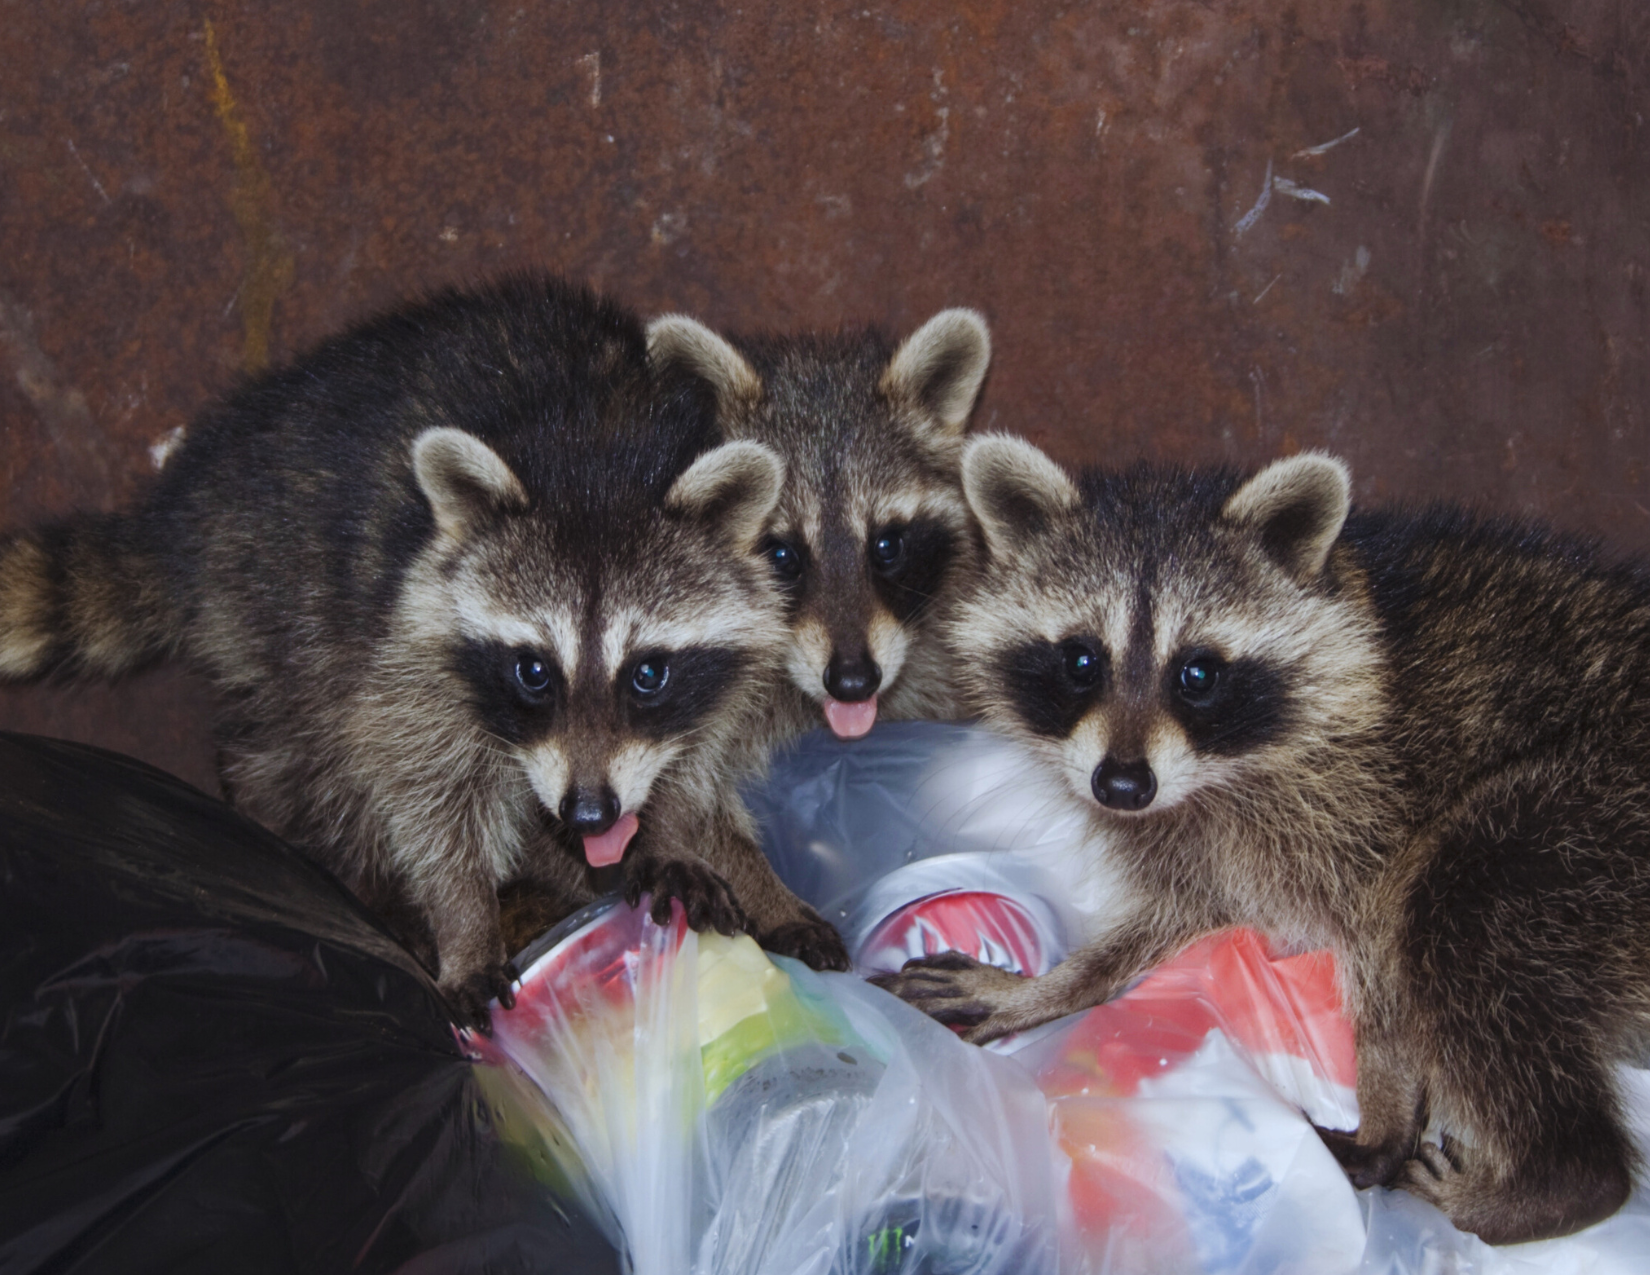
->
471;896;1058;1275
477;723;1650;1275
9;726;1649;1273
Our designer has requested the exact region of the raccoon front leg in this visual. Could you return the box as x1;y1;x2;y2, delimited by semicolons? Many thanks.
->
701;830;849;972
623;850;748;936
627;784;850;971
874;910;1209;1044
1314;1007;1427;1189
619;783;750;938
421;863;519;1031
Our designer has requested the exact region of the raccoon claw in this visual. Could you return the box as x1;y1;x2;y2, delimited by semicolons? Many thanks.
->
907;949;984;972
1392;1139;1466;1217
759;914;851;972
1409;1136;1465;1182
626;856;748;936
867;950;1029;1044
443;959;519;1034
1314;1126;1410;1189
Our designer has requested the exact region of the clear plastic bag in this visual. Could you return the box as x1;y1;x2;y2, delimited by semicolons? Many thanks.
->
471;896;1059;1275
478;722;1650;1273
756;723;1650;1274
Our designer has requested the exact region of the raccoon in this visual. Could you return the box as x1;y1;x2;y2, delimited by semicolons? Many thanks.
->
876;432;1650;1243
0;276;830;1027
643;309;990;742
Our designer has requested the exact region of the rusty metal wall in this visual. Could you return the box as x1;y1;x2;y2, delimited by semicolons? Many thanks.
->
2;0;1646;792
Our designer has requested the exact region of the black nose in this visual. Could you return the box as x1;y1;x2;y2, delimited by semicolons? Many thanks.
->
1091;757;1157;811
559;786;621;835
823;650;882;702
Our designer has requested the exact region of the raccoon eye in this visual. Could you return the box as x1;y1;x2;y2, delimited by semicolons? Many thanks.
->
514;653;553;696
763;537;805;582
1062;640;1104;690
1178;657;1223;703
631;658;670;696
871;530;905;569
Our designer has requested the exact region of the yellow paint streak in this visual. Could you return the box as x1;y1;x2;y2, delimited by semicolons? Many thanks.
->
203;19;293;373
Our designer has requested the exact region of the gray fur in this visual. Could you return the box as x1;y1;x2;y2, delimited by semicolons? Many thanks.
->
647;308;990;756
0;277;840;1027
881;437;1650;1243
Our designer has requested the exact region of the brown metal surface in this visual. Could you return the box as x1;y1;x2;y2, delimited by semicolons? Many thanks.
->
2;0;1646;791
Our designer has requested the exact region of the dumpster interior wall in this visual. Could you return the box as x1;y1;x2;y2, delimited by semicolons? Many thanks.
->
1;0;1646;792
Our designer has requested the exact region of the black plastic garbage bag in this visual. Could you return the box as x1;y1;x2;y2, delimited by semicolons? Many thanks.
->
0;733;618;1275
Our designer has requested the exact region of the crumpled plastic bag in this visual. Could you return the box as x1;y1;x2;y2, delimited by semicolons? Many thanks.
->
471;715;1643;1273
741;722;1650;1273
13;718;1650;1275
470;896;1060;1275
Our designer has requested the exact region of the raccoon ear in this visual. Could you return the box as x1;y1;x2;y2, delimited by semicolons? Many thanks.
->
412;427;529;540
961;433;1079;560
880;308;992;435
646;315;762;411
665;440;785;554
1221;452;1351;579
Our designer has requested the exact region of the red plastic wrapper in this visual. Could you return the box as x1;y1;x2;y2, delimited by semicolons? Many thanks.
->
857;888;1065;979
1030;928;1357;1268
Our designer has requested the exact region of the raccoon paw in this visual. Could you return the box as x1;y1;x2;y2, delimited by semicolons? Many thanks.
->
1314;1126;1410;1189
442;960;520;1034
1395;1134;1631;1243
760;914;851;972
1393;1139;1474;1222
868;950;1029;1044
625;855;748;936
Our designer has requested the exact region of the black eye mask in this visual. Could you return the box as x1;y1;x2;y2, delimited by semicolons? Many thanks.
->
452;639;565;744
1163;652;1293;755
998;637;1110;738
868;517;954;622
622;646;748;739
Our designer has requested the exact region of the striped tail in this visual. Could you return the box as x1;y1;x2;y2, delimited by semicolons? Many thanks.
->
0;512;182;681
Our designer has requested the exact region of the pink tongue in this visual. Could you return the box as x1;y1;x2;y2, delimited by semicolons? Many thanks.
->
823;695;878;739
582;812;639;868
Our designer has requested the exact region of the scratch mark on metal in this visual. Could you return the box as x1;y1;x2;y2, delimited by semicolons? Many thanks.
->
1254;274;1281;304
150;425;188;471
1234;158;1273;236
578;52;601;107
1417;121;1452;237
204;18;294;373
1291;127;1360;159
65;139;111;205
1273;176;1331;204
905;67;950;189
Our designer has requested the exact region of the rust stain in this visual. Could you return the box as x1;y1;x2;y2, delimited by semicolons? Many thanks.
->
1541;218;1574;247
1334;54;1430;94
1338;282;1405;329
203;18;293;373
0;0;1645;785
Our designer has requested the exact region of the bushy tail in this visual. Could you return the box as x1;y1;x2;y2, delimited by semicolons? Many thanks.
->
0;513;182;681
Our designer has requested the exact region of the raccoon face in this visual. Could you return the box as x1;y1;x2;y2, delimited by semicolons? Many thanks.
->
759;459;967;739
949;435;1384;822
648;309;990;738
406;428;786;870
